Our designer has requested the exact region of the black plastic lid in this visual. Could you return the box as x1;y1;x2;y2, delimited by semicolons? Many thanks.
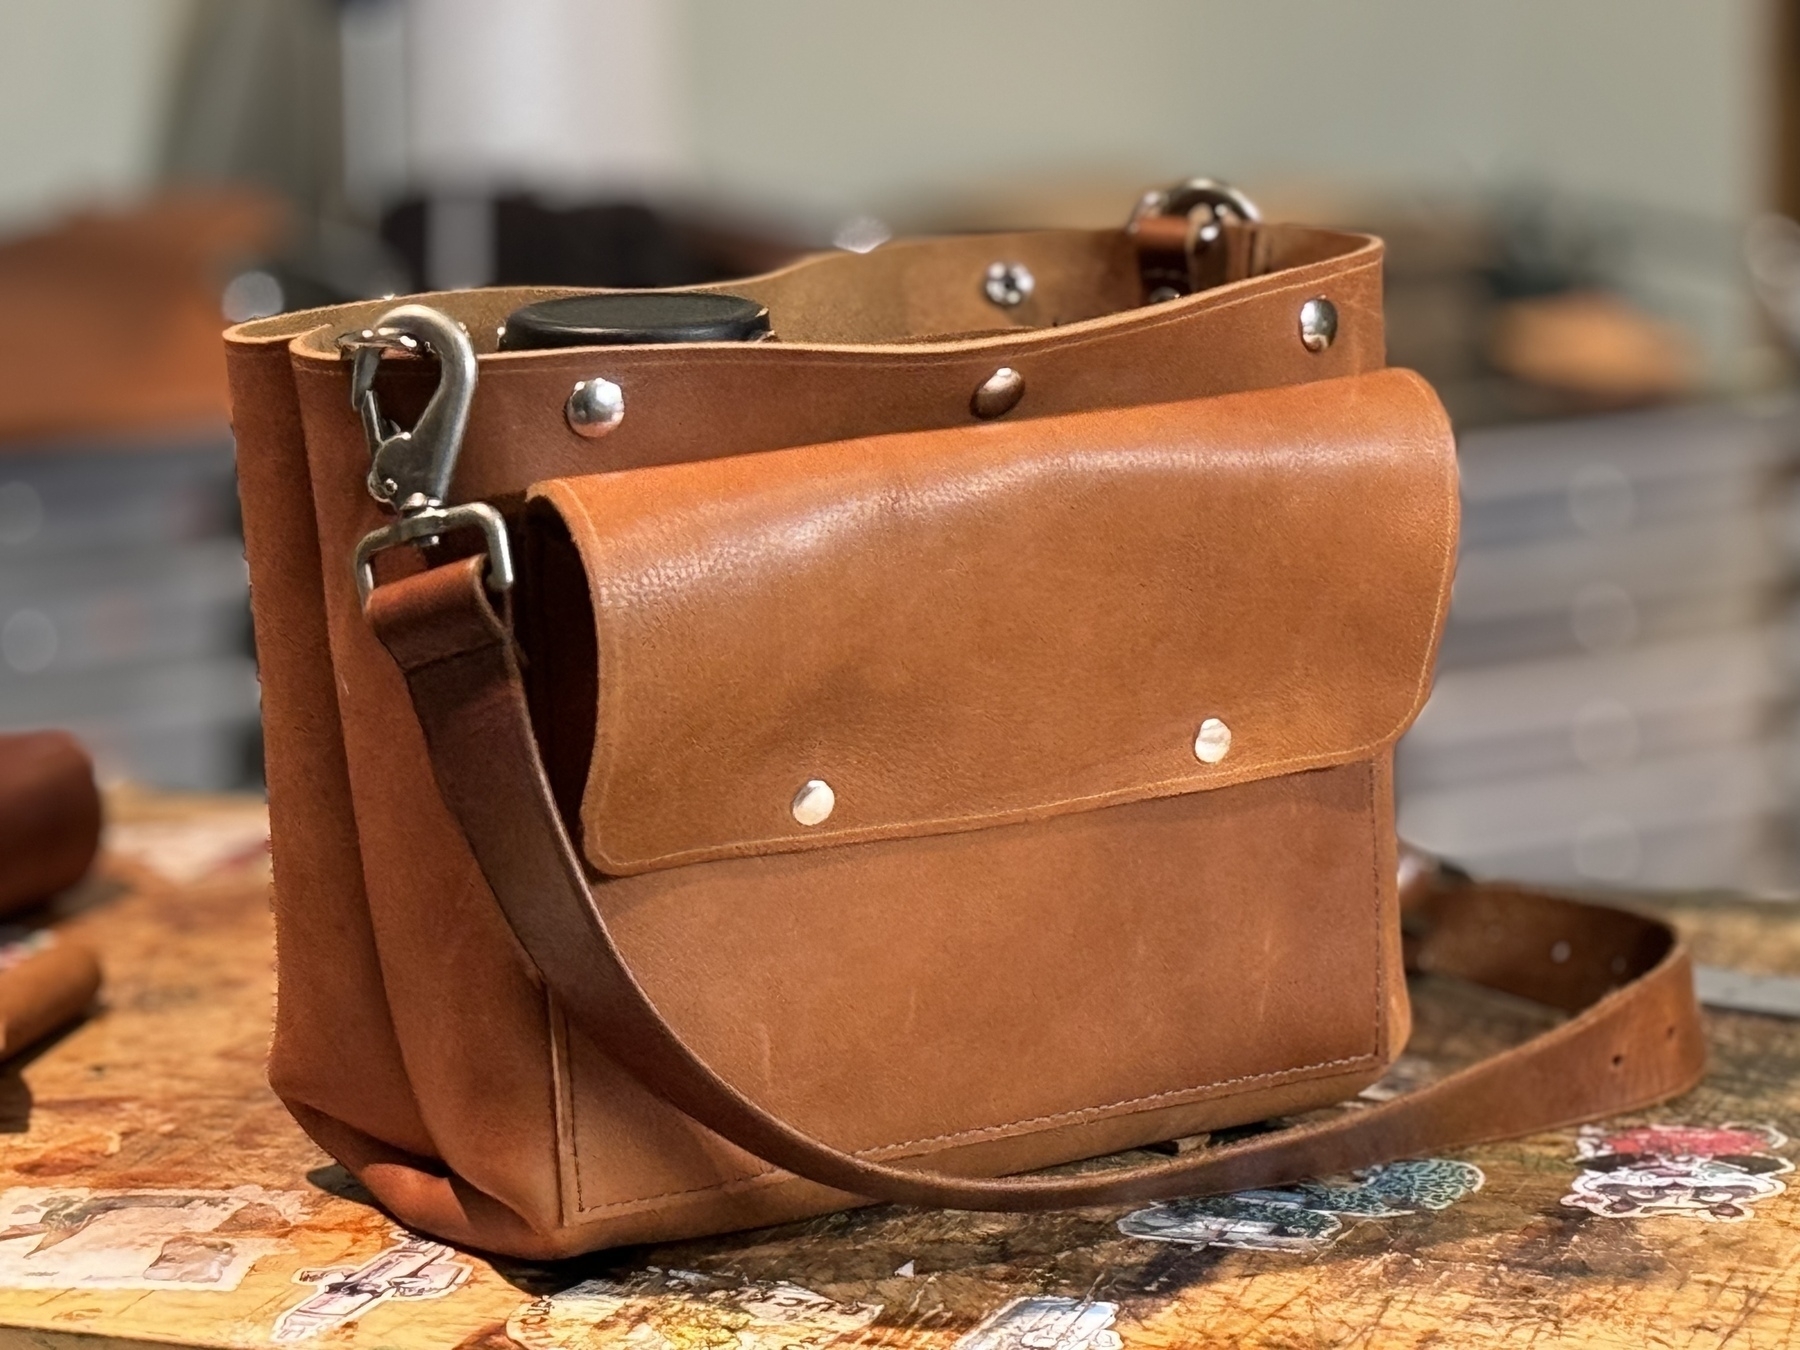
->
498;292;770;349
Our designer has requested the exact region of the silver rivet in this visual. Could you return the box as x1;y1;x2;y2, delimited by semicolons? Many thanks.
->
566;377;625;438
1298;297;1338;353
984;261;1035;308
1193;718;1231;764
971;367;1024;419
791;779;835;826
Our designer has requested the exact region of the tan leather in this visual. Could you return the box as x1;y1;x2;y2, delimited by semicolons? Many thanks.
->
225;212;1705;1259
225;338;436;1161
384;542;1407;1215
530;370;1456;874
369;553;1706;1214
0;936;101;1059
0;732;101;916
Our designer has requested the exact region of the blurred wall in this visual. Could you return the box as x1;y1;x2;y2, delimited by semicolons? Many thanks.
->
0;0;193;230
404;0;687;194
0;0;1774;232
686;0;1773;223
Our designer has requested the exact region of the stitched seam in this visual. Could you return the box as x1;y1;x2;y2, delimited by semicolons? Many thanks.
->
859;1052;1377;1156
1370;758;1386;1063
558;998;590;1219
565;1047;1381;1217
595;741;1413;872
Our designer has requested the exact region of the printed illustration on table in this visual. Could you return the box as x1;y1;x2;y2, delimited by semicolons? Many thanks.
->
507;1270;880;1350
0;1185;304;1292
273;1230;471;1342
952;1296;1122;1350
1561;1122;1791;1221
1117;1157;1485;1253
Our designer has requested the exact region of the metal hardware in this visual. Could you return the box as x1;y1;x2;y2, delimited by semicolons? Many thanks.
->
353;502;514;605
1193;718;1232;764
341;304;512;604
565;378;625;438
971;367;1025;419
1128;178;1262;241
342;305;477;512
791;779;836;826
984;261;1035;308
1126;178;1262;301
1298;297;1338;353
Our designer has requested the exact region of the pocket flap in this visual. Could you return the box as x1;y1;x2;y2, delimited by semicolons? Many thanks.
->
527;368;1457;876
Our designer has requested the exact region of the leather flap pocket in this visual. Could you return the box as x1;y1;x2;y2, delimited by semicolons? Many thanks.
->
526;368;1457;876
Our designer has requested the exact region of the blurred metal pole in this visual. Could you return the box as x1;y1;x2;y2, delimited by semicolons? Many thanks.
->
159;0;345;224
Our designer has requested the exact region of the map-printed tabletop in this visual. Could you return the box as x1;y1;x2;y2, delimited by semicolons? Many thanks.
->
1;790;1796;1349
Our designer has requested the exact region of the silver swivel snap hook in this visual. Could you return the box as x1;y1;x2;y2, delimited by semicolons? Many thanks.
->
338;304;513;605
343;304;476;512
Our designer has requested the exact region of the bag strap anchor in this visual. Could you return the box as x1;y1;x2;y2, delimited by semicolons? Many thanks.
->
338;305;513;605
1127;178;1263;300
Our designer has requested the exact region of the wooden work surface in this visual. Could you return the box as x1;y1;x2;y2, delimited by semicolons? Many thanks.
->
1;792;1798;1349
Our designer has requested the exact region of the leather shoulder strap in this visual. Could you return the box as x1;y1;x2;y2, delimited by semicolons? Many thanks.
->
367;557;1707;1209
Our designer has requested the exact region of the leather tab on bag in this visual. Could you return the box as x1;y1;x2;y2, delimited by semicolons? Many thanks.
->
1130;217;1264;299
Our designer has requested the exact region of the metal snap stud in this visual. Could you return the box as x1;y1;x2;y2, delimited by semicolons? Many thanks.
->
984;261;1036;308
1298;297;1338;353
971;367;1025;419
791;779;836;826
1193;718;1232;764
566;378;624;438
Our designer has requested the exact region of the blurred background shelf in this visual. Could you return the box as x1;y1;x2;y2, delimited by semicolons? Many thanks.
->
1398;400;1800;893
0;436;258;791
4;0;1800;889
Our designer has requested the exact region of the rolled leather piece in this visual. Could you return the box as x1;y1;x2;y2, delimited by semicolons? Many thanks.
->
0;932;100;1058
0;731;103;915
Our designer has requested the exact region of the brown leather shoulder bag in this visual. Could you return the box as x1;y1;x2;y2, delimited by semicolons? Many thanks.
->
225;183;1705;1259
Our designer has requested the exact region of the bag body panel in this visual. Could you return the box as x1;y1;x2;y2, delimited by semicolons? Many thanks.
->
545;753;1401;1251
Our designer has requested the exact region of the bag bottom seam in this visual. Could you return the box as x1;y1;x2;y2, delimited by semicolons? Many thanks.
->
565;1047;1384;1218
